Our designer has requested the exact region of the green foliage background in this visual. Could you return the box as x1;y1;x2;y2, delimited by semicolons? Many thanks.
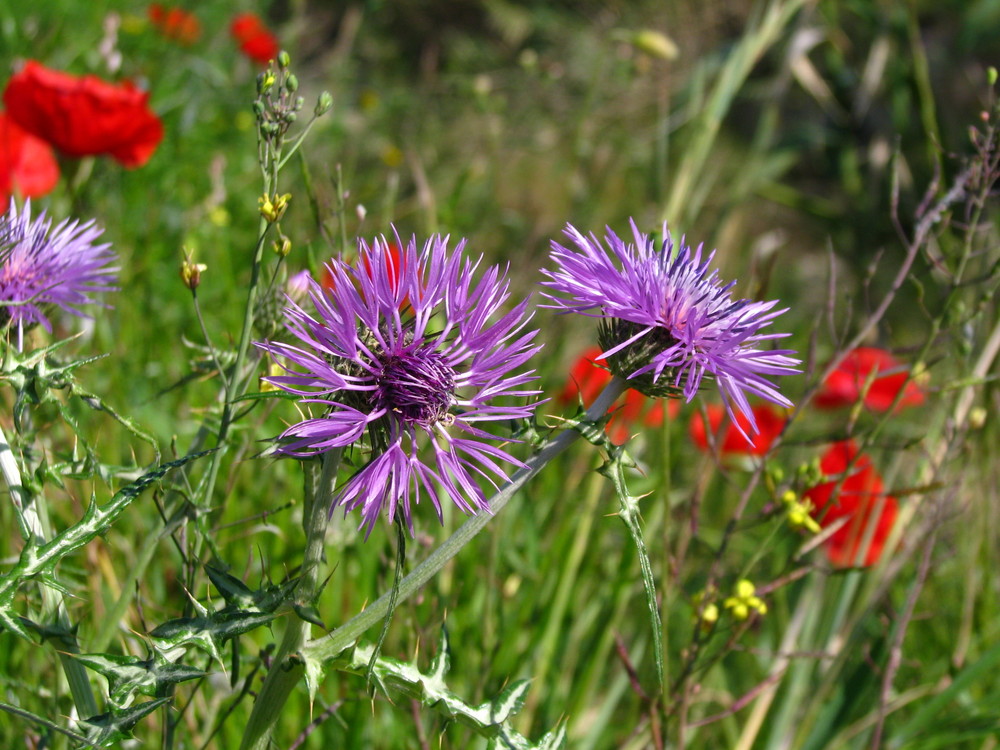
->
1;1;999;748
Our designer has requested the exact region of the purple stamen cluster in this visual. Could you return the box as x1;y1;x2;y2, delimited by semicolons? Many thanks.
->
257;233;541;536
542;219;799;436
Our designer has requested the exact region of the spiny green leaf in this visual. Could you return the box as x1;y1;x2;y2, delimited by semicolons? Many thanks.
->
308;627;563;748
79;697;171;747
204;563;298;613
72;651;205;707
150;610;276;667
0;450;215;643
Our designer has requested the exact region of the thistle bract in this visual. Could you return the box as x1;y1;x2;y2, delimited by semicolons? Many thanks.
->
0;199;117;348
542;220;799;435
257;233;541;536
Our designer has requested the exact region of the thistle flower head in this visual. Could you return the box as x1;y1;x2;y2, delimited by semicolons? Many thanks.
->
0;199;117;348
256;232;541;537
542;220;799;436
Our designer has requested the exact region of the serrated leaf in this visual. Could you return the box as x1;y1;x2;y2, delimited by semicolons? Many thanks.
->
79;697;171;747
204;563;297;614
0;450;214;643
150;610;276;667
205;564;257;608
72;651;205;707
317;628;560;747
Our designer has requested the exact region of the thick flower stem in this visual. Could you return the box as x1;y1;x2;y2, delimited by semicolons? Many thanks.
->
240;449;341;750
302;377;628;666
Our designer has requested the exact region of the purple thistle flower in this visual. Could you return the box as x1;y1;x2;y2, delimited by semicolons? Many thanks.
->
256;233;541;537
542;219;799;436
0;199;117;349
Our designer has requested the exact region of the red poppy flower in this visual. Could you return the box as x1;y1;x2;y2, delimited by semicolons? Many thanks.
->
815;347;925;412
149;4;201;46
0;111;59;204
689;403;784;456
561;346;679;444
2;61;163;168
230;13;279;66
804;440;898;567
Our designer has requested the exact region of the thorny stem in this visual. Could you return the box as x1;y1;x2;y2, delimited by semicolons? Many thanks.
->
240;449;342;750
0;420;99;719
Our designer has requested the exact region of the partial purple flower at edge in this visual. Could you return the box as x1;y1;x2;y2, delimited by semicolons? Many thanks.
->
0;199;118;349
256;233;542;537
541;219;799;436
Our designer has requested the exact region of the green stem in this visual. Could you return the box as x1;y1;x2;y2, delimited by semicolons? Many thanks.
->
198;226;271;509
239;449;342;750
302;377;628;667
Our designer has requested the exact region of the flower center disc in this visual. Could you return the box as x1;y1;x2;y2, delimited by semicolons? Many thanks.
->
374;346;457;426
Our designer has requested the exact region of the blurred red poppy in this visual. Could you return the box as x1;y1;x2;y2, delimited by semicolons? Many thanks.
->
689;403;784;456
2;61;163;168
815;347;925;412
321;242;405;293
561;346;680;444
804;440;898;567
149;4;201;46
230;13;279;66
0;111;59;204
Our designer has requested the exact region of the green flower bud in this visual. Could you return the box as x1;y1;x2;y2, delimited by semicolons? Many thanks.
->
315;91;334;116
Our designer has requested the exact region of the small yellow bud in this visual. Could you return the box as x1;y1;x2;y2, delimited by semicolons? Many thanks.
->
734;579;755;599
632;29;679;61
273;234;292;257
259;192;291;223
261;361;284;392
259;70;276;94
724;580;766;620
692;588;719;630
782;490;821;534
969;406;987;429
180;251;207;291
700;602;719;625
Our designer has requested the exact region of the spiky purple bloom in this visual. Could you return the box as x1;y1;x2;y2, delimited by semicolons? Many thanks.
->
542;220;799;435
257;234;541;536
0;200;117;348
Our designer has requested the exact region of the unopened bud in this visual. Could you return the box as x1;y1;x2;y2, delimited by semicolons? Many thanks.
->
969;406;987;429
632;29;679;61
259;192;291;223
277;50;291;69
273;234;292;257
989;66;998;86
356;204;368;222
315;91;333;116
258;70;276;94
180;253;207;291
286;73;298;93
